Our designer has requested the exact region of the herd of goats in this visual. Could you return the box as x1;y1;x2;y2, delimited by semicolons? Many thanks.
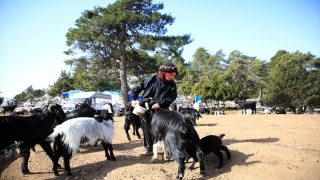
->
1;96;315;179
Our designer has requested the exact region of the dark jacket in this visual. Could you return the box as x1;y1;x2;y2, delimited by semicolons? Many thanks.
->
131;75;177;108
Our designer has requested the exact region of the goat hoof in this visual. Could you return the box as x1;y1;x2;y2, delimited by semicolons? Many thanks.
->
53;171;59;176
22;170;30;175
107;156;116;161
127;138;131;141
200;170;206;174
176;174;183;180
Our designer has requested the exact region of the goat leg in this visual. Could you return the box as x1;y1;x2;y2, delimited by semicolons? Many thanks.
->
63;152;73;177
132;124;136;135
187;159;196;170
176;157;186;180
20;149;31;174
101;141;116;161
124;123;131;141
52;151;61;176
163;142;170;161
220;145;231;159
125;128;131;141
197;150;206;174
150;142;160;163
52;136;64;176
93;140;99;147
135;127;142;139
213;150;224;169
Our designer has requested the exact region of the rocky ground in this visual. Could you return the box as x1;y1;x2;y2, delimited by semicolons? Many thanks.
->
1;112;320;180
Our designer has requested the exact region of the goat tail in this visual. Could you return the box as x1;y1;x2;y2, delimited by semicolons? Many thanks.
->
218;134;225;139
46;126;62;141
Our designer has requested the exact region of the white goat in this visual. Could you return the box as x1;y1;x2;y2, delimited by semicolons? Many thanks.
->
47;103;115;177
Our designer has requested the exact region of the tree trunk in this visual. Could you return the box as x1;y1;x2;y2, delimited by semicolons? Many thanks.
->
120;55;128;108
258;87;263;106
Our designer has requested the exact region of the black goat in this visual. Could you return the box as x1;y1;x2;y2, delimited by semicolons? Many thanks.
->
276;107;286;114
178;107;202;126
65;103;96;120
187;134;231;171
180;110;198;126
234;99;257;114
124;103;142;141
0;141;29;176
139;98;205;180
200;106;211;115
0;104;66;174
2;105;18;115
179;107;202;119
151;110;202;162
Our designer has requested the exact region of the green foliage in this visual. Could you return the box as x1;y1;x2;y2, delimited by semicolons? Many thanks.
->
177;74;194;96
264;50;320;108
190;74;241;104
190;48;227;83
219;82;241;102
13;85;46;102
224;50;262;100
47;70;75;97
191;79;212;103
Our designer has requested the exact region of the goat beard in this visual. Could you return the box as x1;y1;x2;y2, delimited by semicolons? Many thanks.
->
158;71;175;83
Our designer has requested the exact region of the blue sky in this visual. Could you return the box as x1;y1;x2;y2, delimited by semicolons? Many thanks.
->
1;0;319;99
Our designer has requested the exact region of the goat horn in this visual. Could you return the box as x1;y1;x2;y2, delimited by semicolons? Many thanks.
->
145;102;150;110
48;104;55;113
41;105;48;112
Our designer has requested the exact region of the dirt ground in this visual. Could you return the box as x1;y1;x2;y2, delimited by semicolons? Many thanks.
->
1;112;320;180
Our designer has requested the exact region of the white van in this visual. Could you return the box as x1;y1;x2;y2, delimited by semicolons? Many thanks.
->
62;91;113;114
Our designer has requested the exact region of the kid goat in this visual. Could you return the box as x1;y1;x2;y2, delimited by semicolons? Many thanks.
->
187;134;231;171
124;102;142;141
